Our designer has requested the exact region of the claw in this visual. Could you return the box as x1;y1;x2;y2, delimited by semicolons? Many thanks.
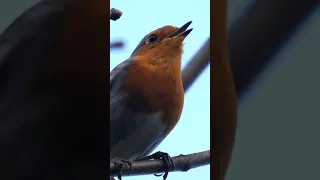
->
110;157;132;180
139;151;174;180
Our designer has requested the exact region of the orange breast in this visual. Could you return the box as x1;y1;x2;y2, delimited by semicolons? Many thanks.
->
122;59;184;133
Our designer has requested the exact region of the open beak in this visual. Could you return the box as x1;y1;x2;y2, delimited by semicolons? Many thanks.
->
167;21;193;38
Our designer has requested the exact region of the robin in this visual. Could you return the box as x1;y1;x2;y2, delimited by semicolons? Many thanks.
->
110;21;193;179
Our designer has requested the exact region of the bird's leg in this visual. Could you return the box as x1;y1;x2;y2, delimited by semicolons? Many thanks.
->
110;157;132;180
138;151;174;180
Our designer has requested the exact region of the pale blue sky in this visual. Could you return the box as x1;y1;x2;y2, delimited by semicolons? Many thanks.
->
110;0;210;179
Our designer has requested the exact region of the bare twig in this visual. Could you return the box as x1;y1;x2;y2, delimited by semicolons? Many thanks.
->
182;38;210;91
110;41;124;49
110;8;123;21
110;150;210;177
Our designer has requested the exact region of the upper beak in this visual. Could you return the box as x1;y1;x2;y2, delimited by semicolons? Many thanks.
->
167;21;193;38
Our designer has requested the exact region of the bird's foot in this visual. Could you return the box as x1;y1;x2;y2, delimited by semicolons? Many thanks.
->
140;151;174;180
110;157;132;180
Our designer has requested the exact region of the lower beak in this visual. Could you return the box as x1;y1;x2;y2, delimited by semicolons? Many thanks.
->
167;21;193;38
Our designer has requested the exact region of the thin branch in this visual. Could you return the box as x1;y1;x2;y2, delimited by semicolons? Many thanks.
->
182;38;210;91
110;150;210;177
110;41;124;49
110;8;123;21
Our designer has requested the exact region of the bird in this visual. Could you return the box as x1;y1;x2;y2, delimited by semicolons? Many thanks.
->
0;0;109;179
110;21;193;179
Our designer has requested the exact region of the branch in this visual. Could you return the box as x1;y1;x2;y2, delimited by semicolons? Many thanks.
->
211;0;237;179
110;150;210;177
110;8;123;21
228;0;318;98
182;38;210;91
110;41;124;49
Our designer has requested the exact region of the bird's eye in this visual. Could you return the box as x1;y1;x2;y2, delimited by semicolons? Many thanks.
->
147;34;157;43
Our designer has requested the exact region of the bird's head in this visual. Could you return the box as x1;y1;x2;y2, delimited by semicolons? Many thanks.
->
130;21;193;60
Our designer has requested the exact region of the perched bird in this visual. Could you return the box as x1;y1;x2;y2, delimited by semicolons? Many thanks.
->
110;21;193;177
